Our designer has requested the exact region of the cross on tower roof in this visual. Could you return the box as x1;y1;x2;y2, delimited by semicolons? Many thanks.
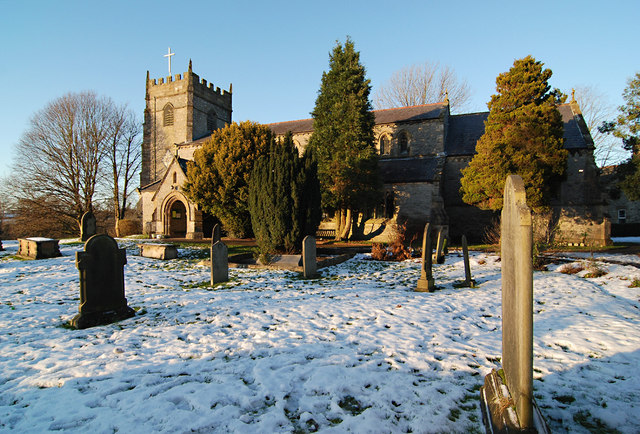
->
164;47;175;76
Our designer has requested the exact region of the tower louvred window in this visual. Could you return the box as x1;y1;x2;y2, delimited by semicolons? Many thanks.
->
163;103;174;126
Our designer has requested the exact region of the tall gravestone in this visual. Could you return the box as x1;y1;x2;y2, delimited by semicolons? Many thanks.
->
211;223;221;244
434;228;445;264
81;211;97;242
71;234;135;329
461;235;474;287
480;175;545;432
416;223;435;292
302;235;317;278
211;240;229;284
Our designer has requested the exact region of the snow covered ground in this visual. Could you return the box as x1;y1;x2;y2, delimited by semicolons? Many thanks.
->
0;239;639;433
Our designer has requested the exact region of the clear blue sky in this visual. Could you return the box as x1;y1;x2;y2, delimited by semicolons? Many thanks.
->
1;0;637;179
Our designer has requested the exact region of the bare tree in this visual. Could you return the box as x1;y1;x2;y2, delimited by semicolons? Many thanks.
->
573;85;628;168
104;106;141;236
374;61;472;113
12;91;140;236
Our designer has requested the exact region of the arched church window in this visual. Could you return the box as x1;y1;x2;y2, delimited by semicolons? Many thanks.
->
379;135;390;155
163;103;174;127
398;131;409;154
207;110;218;132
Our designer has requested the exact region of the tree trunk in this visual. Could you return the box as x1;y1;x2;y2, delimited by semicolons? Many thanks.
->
339;209;352;240
334;209;343;241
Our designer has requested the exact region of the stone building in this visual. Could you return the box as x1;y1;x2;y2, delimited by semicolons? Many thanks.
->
138;65;609;245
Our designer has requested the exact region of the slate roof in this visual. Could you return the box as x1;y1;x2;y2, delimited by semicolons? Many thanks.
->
379;157;440;183
444;103;593;156
268;103;446;136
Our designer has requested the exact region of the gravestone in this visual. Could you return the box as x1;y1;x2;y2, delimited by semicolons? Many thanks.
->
433;228;445;264
461;235;474;287
211;240;229;284
480;175;547;432
81;211;97;242
71;234;135;329
416;223;435;292
302;235;317;278
18;237;62;259
0;240;4;251
212;223;221;244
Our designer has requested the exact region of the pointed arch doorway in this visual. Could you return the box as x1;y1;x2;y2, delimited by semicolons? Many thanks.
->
168;200;187;238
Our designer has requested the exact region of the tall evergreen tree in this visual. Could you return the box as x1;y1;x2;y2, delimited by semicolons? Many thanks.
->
600;72;640;200
460;55;567;211
308;38;382;240
248;133;321;253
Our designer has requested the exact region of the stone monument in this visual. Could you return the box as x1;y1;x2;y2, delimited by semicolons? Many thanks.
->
480;175;548;432
461;235;475;287
212;223;222;244
81;211;97;242
416;223;435;292
211;240;229;284
433;228;445;264
71;234;135;329
18;237;62;259
302;235;317;278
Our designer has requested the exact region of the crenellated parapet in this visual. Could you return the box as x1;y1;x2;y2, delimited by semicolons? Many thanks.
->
147;70;232;102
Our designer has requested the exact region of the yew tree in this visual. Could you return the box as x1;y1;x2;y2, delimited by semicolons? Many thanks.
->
183;121;272;238
308;38;382;239
460;56;567;211
248;132;321;253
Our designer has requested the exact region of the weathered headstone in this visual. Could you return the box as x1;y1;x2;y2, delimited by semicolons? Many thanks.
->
303;235;317;278
461;235;474;287
480;175;547;432
416;223;435;292
18;237;62;259
81;211;97;242
210;240;229;284
433;228;445;264
71;234;135;329
211;223;221;244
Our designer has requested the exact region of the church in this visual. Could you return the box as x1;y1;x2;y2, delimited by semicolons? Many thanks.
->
138;63;610;245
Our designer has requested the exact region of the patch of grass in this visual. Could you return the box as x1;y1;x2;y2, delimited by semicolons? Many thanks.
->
553;394;575;404
559;263;585;275
629;278;640;288
338;396;369;416
584;268;608;278
573;410;622;433
447;407;461;422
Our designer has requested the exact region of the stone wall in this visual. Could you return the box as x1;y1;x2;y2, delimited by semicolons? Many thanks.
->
373;119;445;157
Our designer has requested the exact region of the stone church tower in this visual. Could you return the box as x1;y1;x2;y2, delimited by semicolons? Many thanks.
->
141;61;232;186
139;62;231;239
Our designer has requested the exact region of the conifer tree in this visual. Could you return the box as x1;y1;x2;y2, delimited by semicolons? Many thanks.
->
183;121;272;238
460;56;567;211
600;72;640;200
248;133;321;253
308;38;382;240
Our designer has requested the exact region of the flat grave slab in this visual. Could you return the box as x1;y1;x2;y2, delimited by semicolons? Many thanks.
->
138;243;179;260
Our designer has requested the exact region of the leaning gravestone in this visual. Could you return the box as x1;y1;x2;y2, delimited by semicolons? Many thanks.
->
433;228;445;264
302;235;317;278
211;240;229;284
71;234;135;329
416;223;435;292
461;235;474;287
81;211;97;242
211;223;221;244
480;175;548;432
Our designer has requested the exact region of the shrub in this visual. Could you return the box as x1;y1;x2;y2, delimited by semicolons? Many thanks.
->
370;223;414;261
558;263;585;275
